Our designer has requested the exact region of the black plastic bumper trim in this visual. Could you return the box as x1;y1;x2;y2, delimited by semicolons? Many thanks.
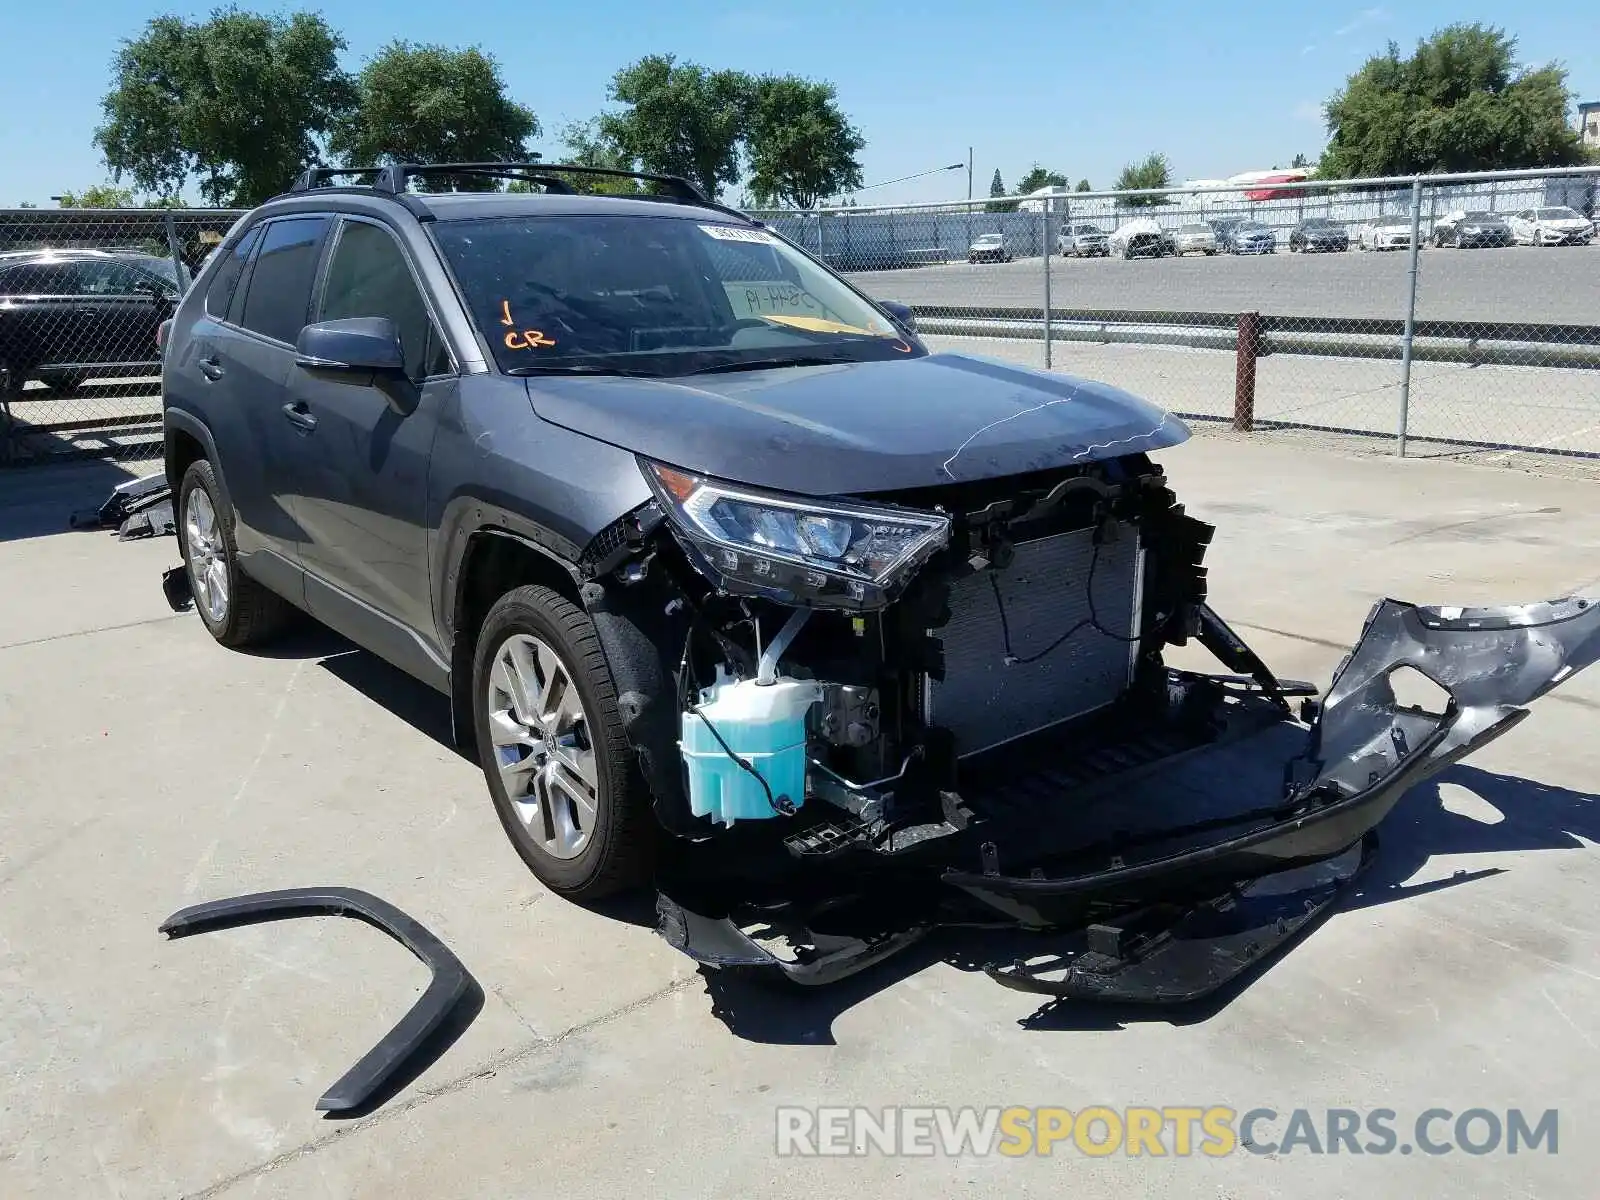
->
159;887;475;1112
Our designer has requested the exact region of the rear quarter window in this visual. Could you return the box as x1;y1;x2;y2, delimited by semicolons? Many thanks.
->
205;225;263;318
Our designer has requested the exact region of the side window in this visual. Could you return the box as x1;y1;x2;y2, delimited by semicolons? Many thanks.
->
206;225;263;318
237;216;330;345
74;260;151;296
318;220;448;380
2;263;78;295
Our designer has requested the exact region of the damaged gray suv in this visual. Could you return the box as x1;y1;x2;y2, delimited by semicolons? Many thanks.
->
162;162;1600;999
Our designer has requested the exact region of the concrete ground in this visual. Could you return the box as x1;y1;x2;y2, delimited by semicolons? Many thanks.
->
2;440;1599;1199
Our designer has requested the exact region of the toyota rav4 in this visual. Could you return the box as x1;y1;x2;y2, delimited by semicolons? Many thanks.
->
160;162;1600;998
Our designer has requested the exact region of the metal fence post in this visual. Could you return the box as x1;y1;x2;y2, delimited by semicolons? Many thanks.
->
1041;199;1053;369
1397;176;1422;456
816;211;825;265
1234;312;1260;431
163;209;184;285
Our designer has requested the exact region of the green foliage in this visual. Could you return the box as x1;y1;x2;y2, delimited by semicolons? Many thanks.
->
56;183;138;207
1318;23;1586;176
329;42;537;191
744;75;863;209
1114;152;1171;205
95;8;356;206
598;55;752;199
527;120;644;196
986;168;1018;213
1291;152;1310;169
1016;165;1068;194
1075;178;1092;192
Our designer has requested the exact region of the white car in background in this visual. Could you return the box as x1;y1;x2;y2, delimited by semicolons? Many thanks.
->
1507;206;1595;246
1357;216;1414;251
1107;217;1168;259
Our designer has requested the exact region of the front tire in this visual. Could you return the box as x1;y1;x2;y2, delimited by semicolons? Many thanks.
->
472;585;653;900
177;458;293;648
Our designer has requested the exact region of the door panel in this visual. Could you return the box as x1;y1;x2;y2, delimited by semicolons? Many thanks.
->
290;217;448;654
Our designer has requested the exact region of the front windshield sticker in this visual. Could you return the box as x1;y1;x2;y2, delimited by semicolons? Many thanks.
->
498;299;556;350
699;224;778;245
759;314;886;337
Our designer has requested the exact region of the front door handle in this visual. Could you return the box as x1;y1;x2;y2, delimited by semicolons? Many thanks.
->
281;401;318;432
198;356;224;381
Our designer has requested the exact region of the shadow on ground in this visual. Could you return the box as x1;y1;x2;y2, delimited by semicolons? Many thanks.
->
213;603;1600;1046
0;457;146;542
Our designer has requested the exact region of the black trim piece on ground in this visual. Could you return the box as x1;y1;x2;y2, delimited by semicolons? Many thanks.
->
159;886;476;1113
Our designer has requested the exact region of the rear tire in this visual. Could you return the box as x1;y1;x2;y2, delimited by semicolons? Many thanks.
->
472;585;654;901
177;459;294;648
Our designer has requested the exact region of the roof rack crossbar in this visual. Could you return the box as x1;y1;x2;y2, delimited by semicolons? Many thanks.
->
374;161;711;203
290;167;385;193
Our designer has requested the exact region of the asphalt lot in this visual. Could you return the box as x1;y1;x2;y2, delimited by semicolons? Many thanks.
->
921;334;1600;460
3;440;1599;1198
849;242;1600;324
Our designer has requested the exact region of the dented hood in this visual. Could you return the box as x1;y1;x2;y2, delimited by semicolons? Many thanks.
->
524;352;1188;496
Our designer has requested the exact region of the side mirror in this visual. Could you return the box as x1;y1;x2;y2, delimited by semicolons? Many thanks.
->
296;317;416;414
879;300;917;333
296;317;406;373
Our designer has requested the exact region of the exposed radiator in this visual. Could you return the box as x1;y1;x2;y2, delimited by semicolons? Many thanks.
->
925;524;1144;756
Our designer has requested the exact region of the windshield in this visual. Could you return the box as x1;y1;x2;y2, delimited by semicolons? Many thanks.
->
1239;222;1268;232
1462;212;1496;221
1075;225;1103;235
1179;224;1209;234
1537;207;1580;220
1303;219;1335;227
974;234;1002;244
433;215;914;376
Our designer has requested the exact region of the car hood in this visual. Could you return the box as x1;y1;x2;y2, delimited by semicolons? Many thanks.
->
523;352;1190;496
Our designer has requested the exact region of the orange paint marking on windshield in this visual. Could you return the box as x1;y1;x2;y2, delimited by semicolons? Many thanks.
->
504;329;556;350
499;299;515;327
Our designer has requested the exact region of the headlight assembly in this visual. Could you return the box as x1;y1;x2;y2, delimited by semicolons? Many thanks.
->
641;459;950;609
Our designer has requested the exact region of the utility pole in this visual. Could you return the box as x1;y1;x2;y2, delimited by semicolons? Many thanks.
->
967;147;973;204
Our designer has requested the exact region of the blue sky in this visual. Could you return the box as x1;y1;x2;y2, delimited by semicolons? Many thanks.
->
1;0;1593;207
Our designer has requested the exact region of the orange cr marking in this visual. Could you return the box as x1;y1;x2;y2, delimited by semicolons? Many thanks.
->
504;329;557;350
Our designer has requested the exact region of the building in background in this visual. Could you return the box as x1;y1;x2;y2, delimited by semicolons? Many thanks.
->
1579;100;1600;149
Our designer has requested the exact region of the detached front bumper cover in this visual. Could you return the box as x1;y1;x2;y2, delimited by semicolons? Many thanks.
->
659;596;1600;1001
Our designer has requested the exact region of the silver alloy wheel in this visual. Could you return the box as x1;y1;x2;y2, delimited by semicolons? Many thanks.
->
184;488;229;625
486;633;600;860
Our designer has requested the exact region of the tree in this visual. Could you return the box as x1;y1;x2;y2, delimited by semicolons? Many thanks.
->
95;9;356;206
56;183;138;208
1290;152;1310;170
1318;24;1586;177
987;169;1018;213
744;75;864;209
1016;165;1068;194
598;55;752;199
1075;178;1092;192
330;42;537;191
1113;152;1171;205
534;119;643;196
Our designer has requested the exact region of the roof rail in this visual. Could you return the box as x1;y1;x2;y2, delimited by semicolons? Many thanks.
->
282;161;757;225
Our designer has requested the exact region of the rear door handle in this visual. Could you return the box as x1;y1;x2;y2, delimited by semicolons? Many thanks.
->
281;401;317;432
198;356;224;381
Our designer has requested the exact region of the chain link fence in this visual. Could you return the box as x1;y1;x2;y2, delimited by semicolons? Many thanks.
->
755;165;1600;472
0;208;244;465
4;168;1597;471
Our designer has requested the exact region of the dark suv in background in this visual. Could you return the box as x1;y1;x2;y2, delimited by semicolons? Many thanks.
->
160;160;1600;989
0;247;185;397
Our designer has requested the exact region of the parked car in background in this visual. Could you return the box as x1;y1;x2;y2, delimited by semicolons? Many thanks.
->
0;247;182;398
1288;218;1349;253
967;233;1011;264
1217;220;1275;254
1170;223;1217;255
1107;217;1168;259
1057;223;1109;257
1357;217;1414;251
1508;207;1595;246
1428;211;1512;248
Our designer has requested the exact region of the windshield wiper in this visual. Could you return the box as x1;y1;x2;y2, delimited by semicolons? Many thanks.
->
684;354;848;376
505;363;660;378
